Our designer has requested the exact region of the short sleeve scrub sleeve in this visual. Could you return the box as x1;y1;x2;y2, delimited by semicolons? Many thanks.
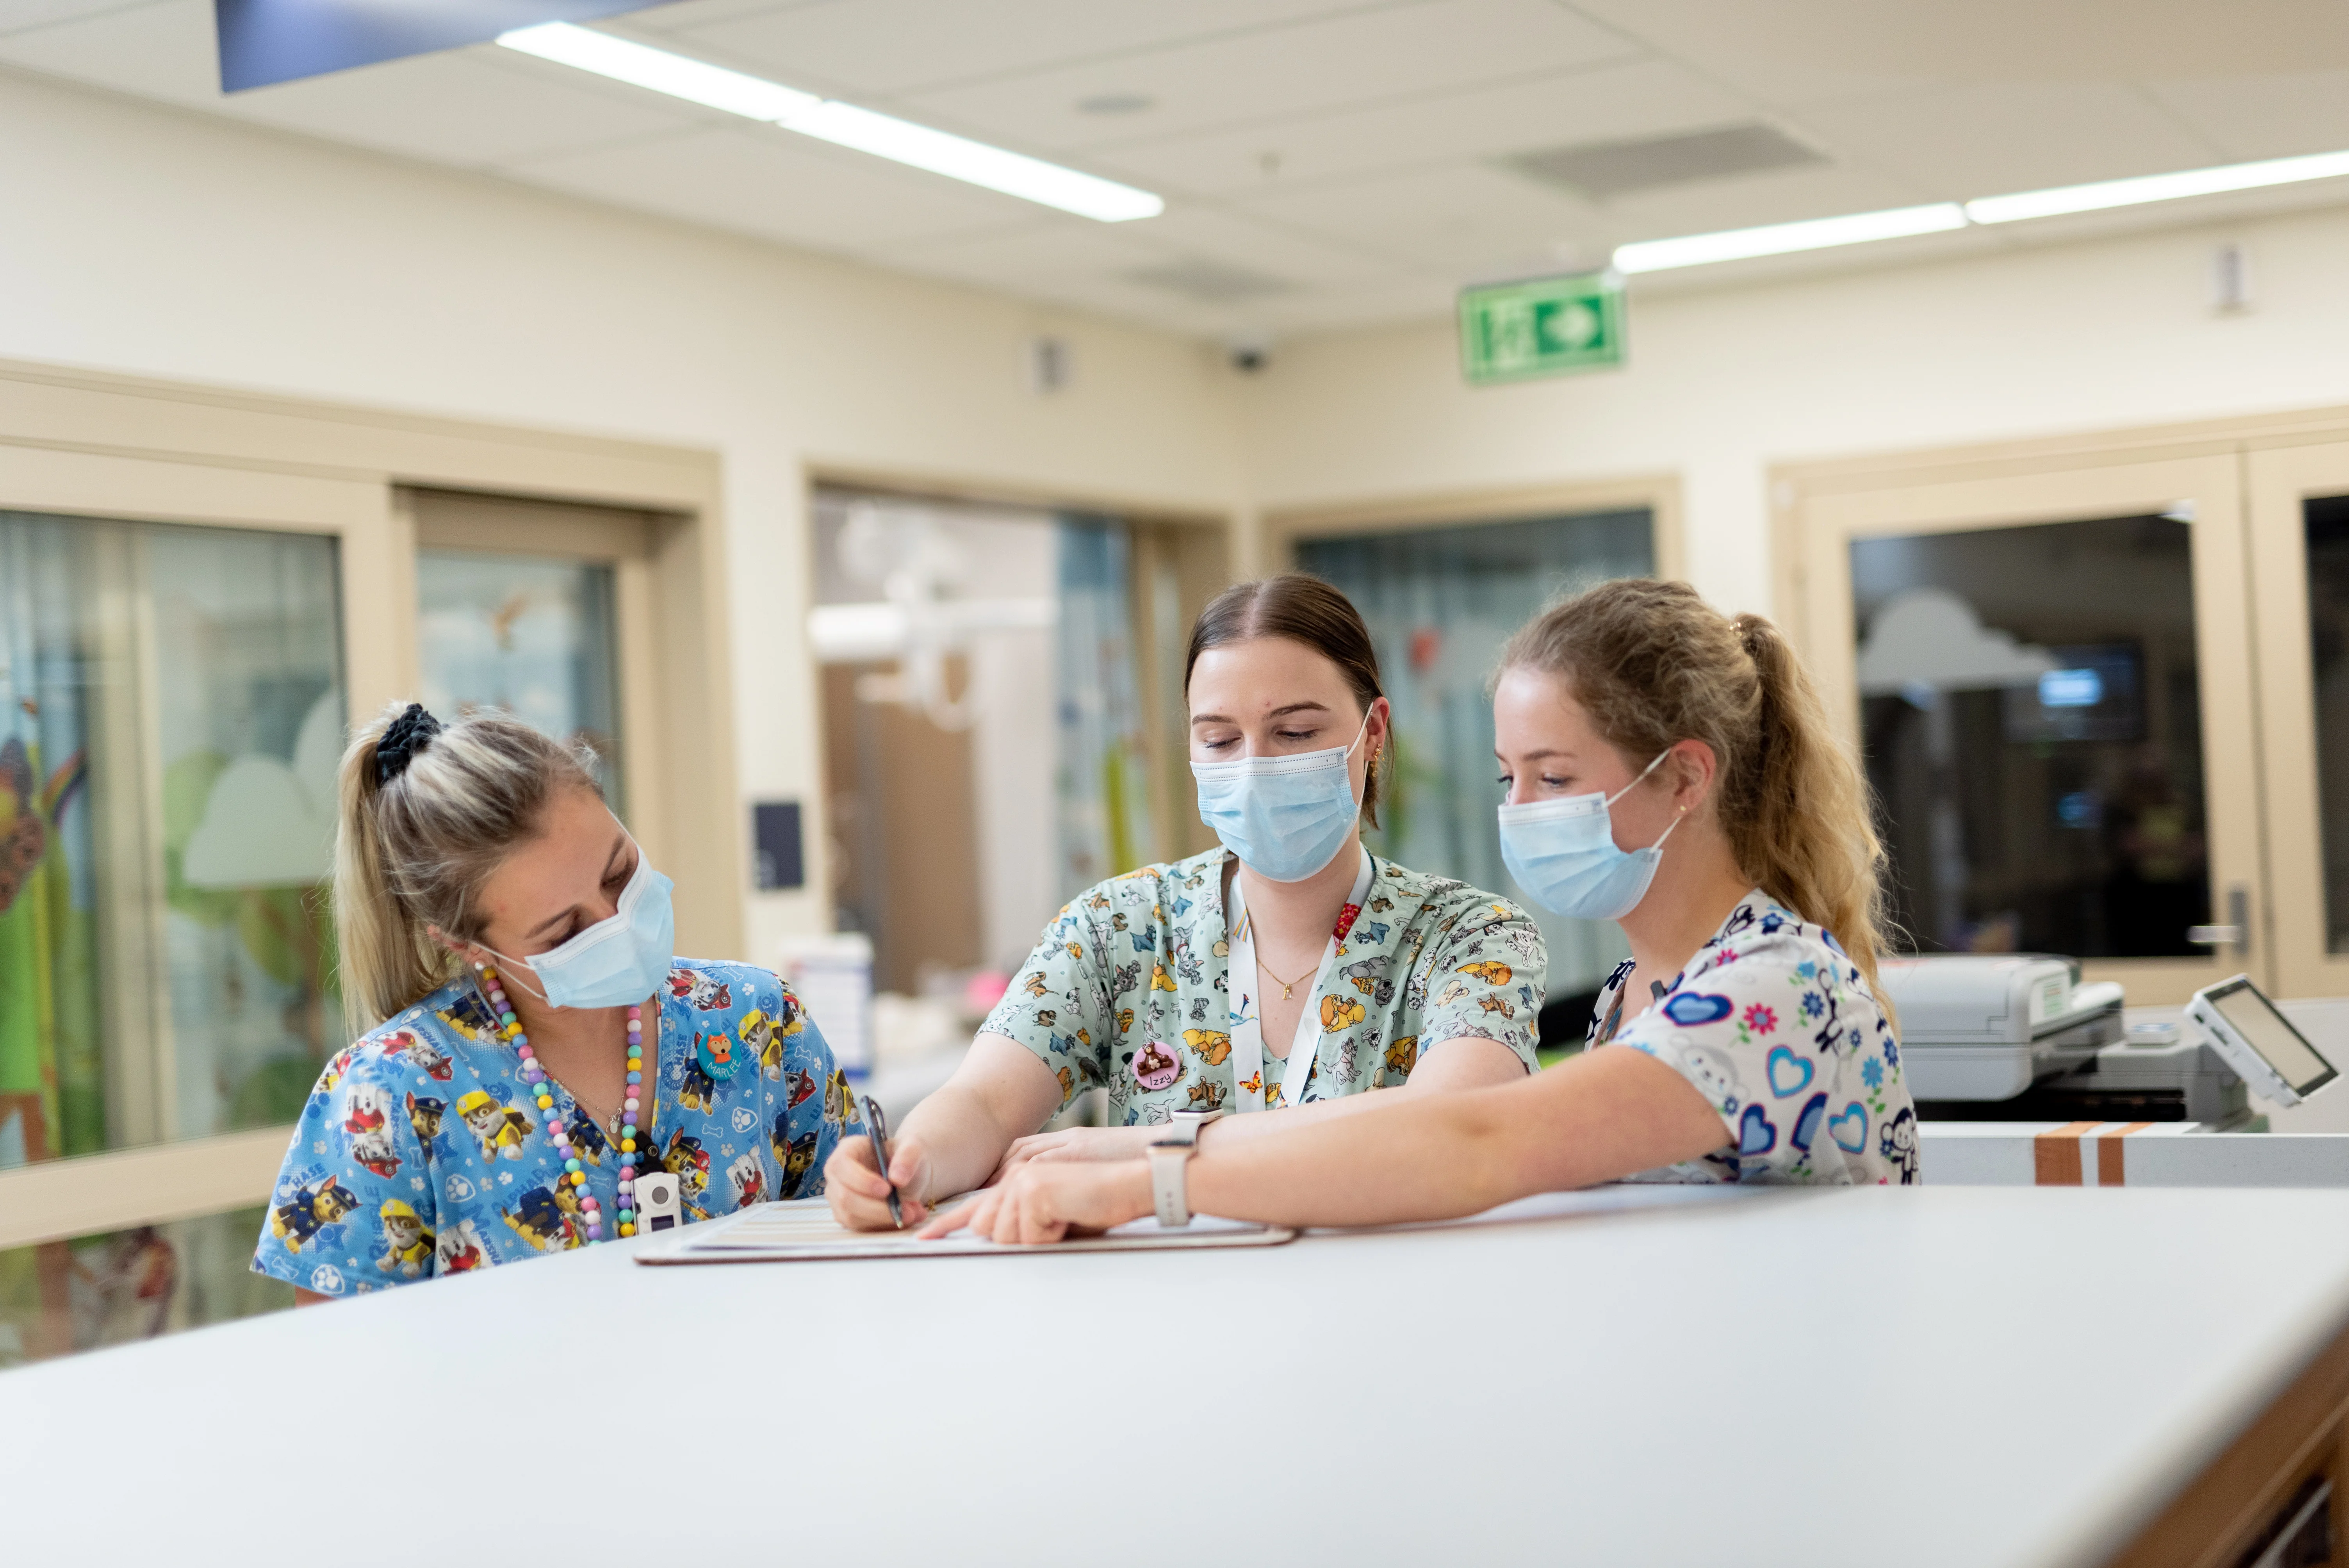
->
1594;890;1918;1185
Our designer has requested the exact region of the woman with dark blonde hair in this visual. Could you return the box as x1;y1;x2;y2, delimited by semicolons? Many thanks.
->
253;702;854;1299
944;578;1915;1243
828;574;1545;1230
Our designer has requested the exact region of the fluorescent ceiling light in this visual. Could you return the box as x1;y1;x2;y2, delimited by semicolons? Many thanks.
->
1613;146;2349;274
1965;148;2349;225
497;23;1163;223
1612;203;1966;273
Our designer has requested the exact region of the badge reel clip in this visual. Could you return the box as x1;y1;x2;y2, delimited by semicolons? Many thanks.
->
635;1170;683;1233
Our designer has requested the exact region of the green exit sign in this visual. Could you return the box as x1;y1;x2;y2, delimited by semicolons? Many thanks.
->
1458;272;1624;384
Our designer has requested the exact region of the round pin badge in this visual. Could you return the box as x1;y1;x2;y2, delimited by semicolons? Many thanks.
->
695;1030;739;1082
1130;1039;1183;1092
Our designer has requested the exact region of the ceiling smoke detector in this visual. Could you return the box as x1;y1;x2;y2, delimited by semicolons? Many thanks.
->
1124;260;1294;303
1503;123;1827;201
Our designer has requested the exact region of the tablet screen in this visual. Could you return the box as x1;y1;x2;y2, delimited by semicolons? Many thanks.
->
2210;983;2337;1096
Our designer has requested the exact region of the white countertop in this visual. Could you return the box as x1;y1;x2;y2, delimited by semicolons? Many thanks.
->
9;1184;2349;1566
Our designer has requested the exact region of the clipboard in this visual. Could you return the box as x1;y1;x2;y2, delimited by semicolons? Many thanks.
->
633;1197;1297;1264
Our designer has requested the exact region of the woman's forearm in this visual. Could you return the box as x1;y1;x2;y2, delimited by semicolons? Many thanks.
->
896;1034;1064;1201
1187;1088;1525;1227
1183;1048;1728;1229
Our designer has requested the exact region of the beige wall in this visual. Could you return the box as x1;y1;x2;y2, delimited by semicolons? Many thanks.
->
1233;202;2349;616
0;66;1247;966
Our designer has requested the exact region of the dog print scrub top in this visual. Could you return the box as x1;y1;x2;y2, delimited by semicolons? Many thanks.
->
252;959;856;1297
1589;890;1917;1184
986;847;1545;1126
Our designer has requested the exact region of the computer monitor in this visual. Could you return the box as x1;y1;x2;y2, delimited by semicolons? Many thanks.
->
2187;976;2338;1107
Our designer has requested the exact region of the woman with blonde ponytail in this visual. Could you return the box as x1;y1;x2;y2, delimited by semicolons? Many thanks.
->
255;702;856;1302
942;580;1914;1245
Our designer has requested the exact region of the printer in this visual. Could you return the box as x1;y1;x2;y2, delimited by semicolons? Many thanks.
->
1879;953;2250;1125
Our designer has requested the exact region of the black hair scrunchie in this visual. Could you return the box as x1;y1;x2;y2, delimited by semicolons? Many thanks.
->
373;703;443;786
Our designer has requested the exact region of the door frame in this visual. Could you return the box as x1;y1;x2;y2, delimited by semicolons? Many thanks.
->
1264;472;1684;580
1788;454;2260;1004
1773;406;2349;1005
2247;436;2349;997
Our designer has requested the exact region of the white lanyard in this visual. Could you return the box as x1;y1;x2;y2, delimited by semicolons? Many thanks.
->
1226;851;1374;1111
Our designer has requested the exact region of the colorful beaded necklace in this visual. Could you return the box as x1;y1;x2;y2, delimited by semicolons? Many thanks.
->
476;962;645;1243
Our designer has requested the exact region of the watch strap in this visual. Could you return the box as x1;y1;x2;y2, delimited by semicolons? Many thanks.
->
1147;1141;1193;1228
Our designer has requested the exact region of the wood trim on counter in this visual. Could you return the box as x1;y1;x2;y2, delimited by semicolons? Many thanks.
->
2108;1311;2349;1568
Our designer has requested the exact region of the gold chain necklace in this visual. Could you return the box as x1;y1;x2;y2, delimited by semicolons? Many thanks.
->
1241;912;1319;1000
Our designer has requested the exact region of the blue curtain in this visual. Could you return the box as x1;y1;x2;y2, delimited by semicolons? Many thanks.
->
1054;517;1157;898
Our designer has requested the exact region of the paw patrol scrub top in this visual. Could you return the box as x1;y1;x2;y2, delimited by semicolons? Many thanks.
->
1589;890;1918;1185
984;847;1545;1127
252;959;858;1297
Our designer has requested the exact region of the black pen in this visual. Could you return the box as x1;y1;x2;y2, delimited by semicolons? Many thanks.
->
860;1094;903;1229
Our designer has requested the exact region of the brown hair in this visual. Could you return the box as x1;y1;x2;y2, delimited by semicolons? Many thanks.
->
1498;578;1896;1005
1185;573;1386;827
334;701;604;1031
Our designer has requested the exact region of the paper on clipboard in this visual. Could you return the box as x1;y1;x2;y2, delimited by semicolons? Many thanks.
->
633;1198;1297;1264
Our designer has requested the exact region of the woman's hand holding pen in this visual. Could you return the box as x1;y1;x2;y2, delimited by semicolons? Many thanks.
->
920;1158;1152;1245
823;1135;933;1230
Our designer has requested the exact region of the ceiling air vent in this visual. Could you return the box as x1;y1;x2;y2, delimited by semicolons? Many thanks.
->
1123;260;1294;303
1502;122;1826;201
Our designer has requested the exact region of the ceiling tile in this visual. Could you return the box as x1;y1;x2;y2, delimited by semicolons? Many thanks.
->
1791;82;2224;200
865;218;1257;332
500;123;1039;251
1136;203;1413;290
2144;71;2349;163
1594;162;1930;240
0;0;154;37
1237;162;1608;276
1092;57;1748;198
214;52;700;168
0;0;218;104
892;0;1643;153
654;0;1379;97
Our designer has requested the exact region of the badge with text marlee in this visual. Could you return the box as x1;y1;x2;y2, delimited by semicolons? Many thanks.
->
696;1028;740;1083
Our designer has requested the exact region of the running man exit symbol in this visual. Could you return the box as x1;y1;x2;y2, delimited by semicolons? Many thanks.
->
1458;272;1625;384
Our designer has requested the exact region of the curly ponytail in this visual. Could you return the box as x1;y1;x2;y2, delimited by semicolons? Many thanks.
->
1498;580;1897;1008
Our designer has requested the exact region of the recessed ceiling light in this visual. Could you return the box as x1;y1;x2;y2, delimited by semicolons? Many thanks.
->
498;23;1163;223
1613;204;1966;273
1613;146;2349;273
1077;92;1155;116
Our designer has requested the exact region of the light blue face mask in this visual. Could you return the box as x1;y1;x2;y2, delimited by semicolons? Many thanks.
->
1497;749;1682;921
1192;711;1371;884
486;850;676;1010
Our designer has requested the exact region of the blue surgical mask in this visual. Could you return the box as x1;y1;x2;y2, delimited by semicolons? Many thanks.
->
486;851;676;1010
1497;750;1682;921
1192;712;1371;884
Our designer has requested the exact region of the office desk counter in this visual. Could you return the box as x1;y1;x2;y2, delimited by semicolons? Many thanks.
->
9;1186;2349;1567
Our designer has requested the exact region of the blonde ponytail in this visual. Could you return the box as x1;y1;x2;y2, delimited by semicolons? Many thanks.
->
1498;580;1897;1009
334;701;602;1032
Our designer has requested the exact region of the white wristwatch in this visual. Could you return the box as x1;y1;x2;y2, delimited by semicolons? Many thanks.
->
1150;1108;1224;1227
1147;1139;1194;1228
1164;1107;1226;1147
